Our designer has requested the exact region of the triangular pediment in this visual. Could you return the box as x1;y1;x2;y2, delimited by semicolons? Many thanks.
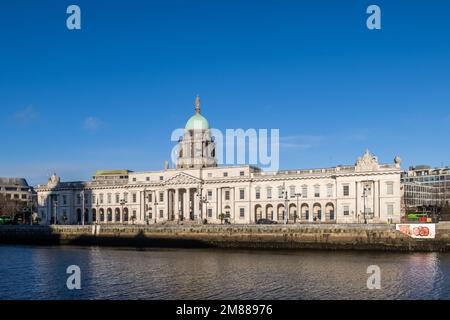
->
164;172;202;186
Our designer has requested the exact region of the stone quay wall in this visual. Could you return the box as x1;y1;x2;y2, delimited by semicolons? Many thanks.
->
1;223;450;252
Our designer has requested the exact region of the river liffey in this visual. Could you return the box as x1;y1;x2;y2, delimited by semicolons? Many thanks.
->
1;245;449;300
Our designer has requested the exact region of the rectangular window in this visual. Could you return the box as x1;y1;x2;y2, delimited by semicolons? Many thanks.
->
267;188;272;199
100;194;104;204
21;194;27;200
255;188;261;200
146;177;150;181
223;172;228;177
386;182;394;195
278;187;284;199
239;171;245;176
387;204;394;216
207;190;212;200
77;194;81;205
314;185;320;198
290;186;296;198
302;186;307;198
159;192;164;202
92;194;96;204
327;185;333;198
107;193;112;204
63;195;67;205
159;176;164;181
115;194;120;204
208;208;212;218
132;178;136;182
207;173;212;178
240;208;245;218
132;193;137;203
225;190;230;201
343;205;350;216
159;210;164;218
343;185;350;196
124;193;128;203
148;193;152;202
239;188;245;200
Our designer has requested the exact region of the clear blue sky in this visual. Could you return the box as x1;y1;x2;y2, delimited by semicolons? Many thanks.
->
1;0;449;185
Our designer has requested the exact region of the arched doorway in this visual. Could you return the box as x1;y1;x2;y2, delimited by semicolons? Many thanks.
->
84;209;89;224
326;203;335;221
99;208;105;222
115;208;121;223
92;209;97;223
254;205;262;222
123;208;129;222
107;208;112;222
266;204;273;221
313;203;322;222
289;204;297;223
277;204;285;222
301;204;309;222
76;208;82;224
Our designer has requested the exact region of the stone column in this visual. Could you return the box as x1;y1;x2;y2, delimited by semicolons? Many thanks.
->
355;181;359;223
183;190;189;221
165;189;170;220
217;187;221;220
374;180;380;220
194;189;199;221
174;189;179;221
231;187;235;223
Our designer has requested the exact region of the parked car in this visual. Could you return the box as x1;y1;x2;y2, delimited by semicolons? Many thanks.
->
256;218;277;225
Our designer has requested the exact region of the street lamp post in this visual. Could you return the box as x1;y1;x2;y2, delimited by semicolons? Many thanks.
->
196;185;208;224
294;193;302;223
96;199;99;224
143;188;147;225
281;183;289;224
120;199;126;224
29;192;34;226
153;190;158;224
362;181;369;224
53;199;58;225
81;190;85;226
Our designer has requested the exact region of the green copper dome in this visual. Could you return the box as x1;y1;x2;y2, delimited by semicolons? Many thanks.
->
185;95;209;130
185;113;209;130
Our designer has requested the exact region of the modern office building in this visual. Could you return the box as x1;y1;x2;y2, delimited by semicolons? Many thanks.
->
401;165;450;208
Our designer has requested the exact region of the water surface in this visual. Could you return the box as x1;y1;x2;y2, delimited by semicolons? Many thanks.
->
0;245;448;299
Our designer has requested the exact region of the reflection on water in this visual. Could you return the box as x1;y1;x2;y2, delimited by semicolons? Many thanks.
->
1;245;450;300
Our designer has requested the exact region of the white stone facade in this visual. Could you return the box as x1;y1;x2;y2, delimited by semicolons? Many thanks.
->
36;99;402;225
